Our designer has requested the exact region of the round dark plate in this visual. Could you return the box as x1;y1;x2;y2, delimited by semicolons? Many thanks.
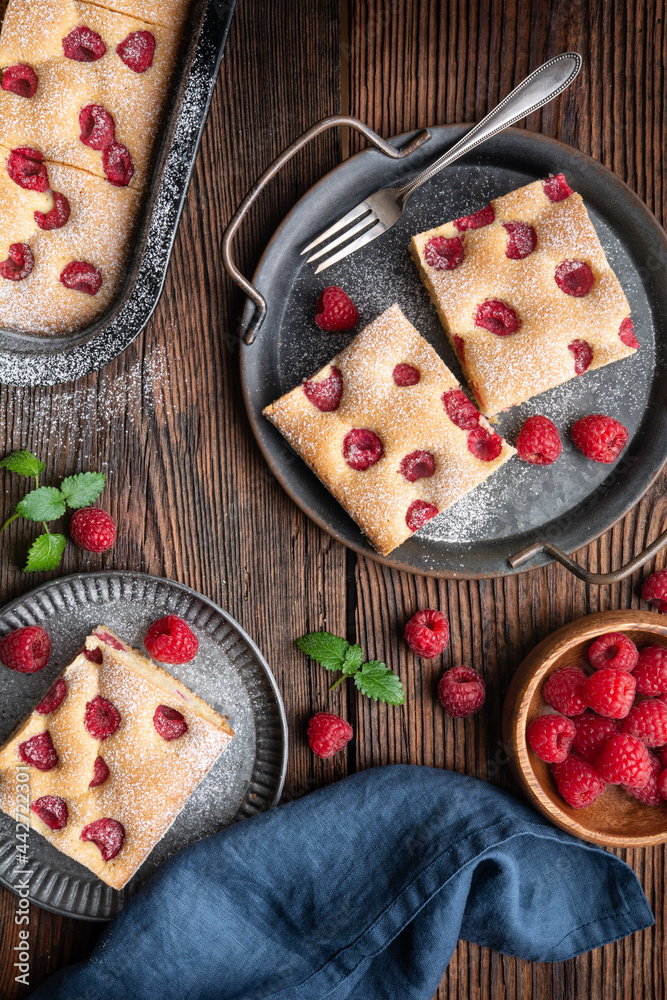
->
240;126;667;578
0;572;287;920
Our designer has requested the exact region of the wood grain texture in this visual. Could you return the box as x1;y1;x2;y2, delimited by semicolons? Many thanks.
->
0;1;666;998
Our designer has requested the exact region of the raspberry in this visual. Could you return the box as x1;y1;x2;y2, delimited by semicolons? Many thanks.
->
307;711;353;758
503;221;537;259
641;570;667;613
31;795;68;830
596;733;651;787
635;645;667;695
79;104;116;151
619;317;639;348
515;415;562;465
442;388;480;430
314;286;359;331
62;26;107;62
475;299;521;336
94;628;126;650
588;631;638;673
659;768;667;801
103;141;134;186
543;174;573;201
438;665;485;718
568;339;593;374
144;615;199;664
392;363;420;386
0;626;50;673
404;609;449;658
452;204;495;230
399;450;435;482
0;243;34;281
153;704;188;740
18;731;58;771
90;755;109;788
572;711;619;763
342;428;383;470
7;148;49;192
70;508;116;551
624;753;665;805
84;695;121;739
2;64;38;98
406;499;438;533
60;262;103;296
551;756;606;808
80;818;125;861
117;30;156;73
452;335;465;364
583;667;636;718
621;699;667;747
555;260;595;297
84;647;103;664
35;678;67;715
526;713;576;763
571;414;628;464
35;192;71;231
423;235;465;270
543;665;588;716
466;425;503;462
302;366;343;411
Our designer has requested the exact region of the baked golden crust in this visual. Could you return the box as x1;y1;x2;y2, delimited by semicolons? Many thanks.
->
87;1;192;32
0;627;233;890
263;304;515;556
411;178;637;416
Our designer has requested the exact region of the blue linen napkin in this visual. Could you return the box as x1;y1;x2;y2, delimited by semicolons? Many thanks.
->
32;765;652;1000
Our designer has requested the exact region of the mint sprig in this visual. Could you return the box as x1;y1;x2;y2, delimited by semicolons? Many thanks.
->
0;450;106;572
297;631;405;706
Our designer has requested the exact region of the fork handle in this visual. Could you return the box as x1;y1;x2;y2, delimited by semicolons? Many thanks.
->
398;52;582;200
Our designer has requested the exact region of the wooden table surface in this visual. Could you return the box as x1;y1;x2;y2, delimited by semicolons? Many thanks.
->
1;1;666;997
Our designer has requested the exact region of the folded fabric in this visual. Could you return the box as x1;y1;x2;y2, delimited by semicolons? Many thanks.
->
31;765;653;1000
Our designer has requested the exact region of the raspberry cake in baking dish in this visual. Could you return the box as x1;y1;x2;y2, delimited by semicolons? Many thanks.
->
263;304;515;557
410;175;638;416
0;625;233;890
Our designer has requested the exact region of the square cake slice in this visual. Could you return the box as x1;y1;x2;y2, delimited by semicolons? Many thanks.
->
0;626;233;890
263;304;515;556
410;175;638;416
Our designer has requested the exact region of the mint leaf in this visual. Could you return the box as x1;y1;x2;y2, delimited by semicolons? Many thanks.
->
354;661;406;706
297;631;349;671
341;643;363;675
16;487;66;523
60;472;106;509
24;532;67;572
0;450;45;478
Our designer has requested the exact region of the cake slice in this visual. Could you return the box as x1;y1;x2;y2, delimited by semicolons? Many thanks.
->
263;304;515;556
82;1;192;32
410;175;638;416
0;626;233;890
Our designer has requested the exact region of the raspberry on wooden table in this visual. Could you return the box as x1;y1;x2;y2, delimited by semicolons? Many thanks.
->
551;755;606;808
583;667;635;718
571;414;629;464
80;818;125;861
526;713;576;763
588;631;638;673
624;753;665;806
621;699;667;747
314;286;359;332
0;625;51;673
542;665;588;716
144;615;198;664
597;733;651;787
515;415;562;465
634;645;667;695
404;609;449;659
572;712;619;764
437;666;485;718
641;570;667;613
307;712;353;759
70;508;116;552
31;795;68;830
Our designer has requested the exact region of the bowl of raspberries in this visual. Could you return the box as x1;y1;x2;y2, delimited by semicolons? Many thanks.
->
503;611;667;847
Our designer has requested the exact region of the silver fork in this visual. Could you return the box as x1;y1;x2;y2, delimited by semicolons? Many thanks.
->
302;52;582;273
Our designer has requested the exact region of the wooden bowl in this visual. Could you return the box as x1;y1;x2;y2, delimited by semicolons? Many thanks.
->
503;610;667;847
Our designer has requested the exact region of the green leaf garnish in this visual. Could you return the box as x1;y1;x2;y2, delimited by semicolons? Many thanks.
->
341;643;363;675
60;472;106;509
296;631;350;671
354;661;406;706
0;450;46;477
297;631;405;706
16;487;66;523
24;533;67;573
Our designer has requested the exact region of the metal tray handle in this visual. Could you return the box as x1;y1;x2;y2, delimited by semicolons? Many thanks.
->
221;115;431;345
509;526;667;584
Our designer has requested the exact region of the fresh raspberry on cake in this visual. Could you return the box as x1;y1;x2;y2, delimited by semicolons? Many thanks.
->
1;64;39;98
70;508;116;551
437;666;485;718
442;388;480;430
7;148;49;192
554;260;595;297
634;645;667;695
596;733;651;787
34;193;71;232
144;615;198;664
103;142;135;187
571;414;628;463
423;236;464;270
393;363;420;386
621;699;667;747
624;753;665;806
642;570;667;613
302;367;343;411
314;287;359;331
399;450;436;482
60;262;103;296
551;755;606;808
406;500;439;533
0;626;50;673
84;695;121;740
568;339;593;374
62;25;107;63
404;609;449;658
583;667;636;718
79;105;116;151
307;711;353;759
503;221;537;259
80;818;125;861
588;631;638;673
619;317;639;348
117;31;156;73
18;731;58;771
543;174;573;201
89;755;110;788
466;425;503;462
153;705;188;740
0;243;34;281
572;711;619;764
343;429;383;470
526;713;576;763
542;665;588;716
474;299;521;336
35;678;67;715
515;416;562;465
31;795;68;830
452;204;494;230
